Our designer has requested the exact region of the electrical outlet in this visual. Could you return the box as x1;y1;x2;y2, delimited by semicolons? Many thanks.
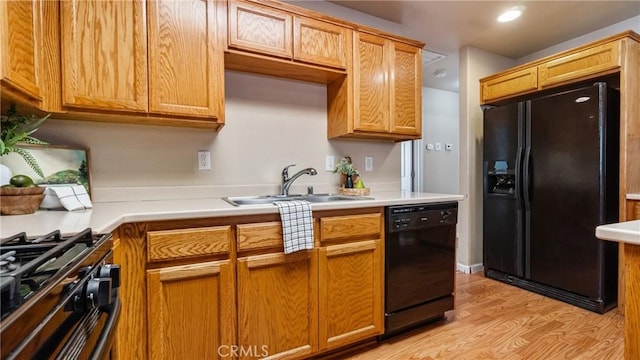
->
198;150;211;170
365;156;373;171
325;155;335;171
445;143;453;151
435;143;442;151
426;144;434;151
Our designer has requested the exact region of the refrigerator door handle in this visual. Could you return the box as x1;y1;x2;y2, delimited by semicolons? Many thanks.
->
515;146;524;210
523;146;532;211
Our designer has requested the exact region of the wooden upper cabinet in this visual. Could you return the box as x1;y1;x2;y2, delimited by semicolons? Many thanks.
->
60;0;148;112
480;37;629;104
228;0;292;59
481;67;538;104
353;32;390;133
293;16;348;69
147;260;236;360
390;42;422;135
147;0;224;119
347;32;422;140
539;42;621;87
0;0;42;103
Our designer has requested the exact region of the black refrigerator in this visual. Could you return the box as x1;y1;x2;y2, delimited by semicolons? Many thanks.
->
482;82;619;313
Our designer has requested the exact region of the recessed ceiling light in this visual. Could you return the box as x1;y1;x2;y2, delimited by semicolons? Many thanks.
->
497;7;523;23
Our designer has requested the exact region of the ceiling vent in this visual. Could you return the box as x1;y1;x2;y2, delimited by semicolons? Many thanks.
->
422;49;446;67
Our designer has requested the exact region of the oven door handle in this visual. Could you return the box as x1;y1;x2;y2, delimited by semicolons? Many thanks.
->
89;290;121;360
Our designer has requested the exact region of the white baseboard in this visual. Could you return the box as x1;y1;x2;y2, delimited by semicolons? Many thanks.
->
456;263;484;274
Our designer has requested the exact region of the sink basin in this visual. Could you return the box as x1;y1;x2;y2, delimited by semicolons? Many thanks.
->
222;193;374;206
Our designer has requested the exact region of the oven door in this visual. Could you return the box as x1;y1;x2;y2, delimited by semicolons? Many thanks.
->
56;292;121;360
5;265;120;360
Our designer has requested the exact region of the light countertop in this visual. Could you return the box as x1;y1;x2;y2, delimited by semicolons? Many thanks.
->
0;191;464;238
596;220;640;245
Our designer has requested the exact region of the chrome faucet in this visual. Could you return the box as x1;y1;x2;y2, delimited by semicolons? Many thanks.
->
281;164;317;196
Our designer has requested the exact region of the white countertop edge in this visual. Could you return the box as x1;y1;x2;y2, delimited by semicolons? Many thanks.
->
595;220;640;245
627;193;640;200
1;192;464;238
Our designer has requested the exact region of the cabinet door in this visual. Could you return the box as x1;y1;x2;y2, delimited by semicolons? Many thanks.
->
0;0;42;102
353;32;389;133
228;0;292;59
481;67;538;104
293;17;348;69
390;42;421;135
147;0;223;119
237;251;318;360
539;42;620;88
147;261;236;360
61;0;148;111
318;239;383;350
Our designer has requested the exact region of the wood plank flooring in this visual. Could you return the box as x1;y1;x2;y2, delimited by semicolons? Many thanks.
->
347;273;624;360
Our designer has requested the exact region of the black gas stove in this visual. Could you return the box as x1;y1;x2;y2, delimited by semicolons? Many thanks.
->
0;228;120;360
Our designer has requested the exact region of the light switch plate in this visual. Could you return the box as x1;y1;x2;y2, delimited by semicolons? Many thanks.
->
325;155;335;171
445;143;453;151
426;144;434;151
365;156;373;171
435;143;442;151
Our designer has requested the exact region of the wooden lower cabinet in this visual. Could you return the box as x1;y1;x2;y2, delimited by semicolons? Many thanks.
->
116;209;385;359
237;250;319;360
628;199;640;220
147;260;236;360
318;239;383;350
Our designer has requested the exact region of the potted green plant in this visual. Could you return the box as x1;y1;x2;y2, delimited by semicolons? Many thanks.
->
0;104;50;183
333;156;360;188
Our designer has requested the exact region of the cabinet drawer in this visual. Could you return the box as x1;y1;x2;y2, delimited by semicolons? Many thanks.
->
320;213;381;243
539;42;620;87
237;222;283;252
481;67;538;103
293;16;348;69
228;0;292;59
147;226;231;262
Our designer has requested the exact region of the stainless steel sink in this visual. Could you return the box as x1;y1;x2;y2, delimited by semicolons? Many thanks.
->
222;193;373;206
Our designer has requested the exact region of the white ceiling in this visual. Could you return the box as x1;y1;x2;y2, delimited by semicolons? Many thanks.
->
328;1;640;92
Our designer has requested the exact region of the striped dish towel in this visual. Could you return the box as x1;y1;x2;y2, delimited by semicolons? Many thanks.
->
273;200;314;254
48;185;93;211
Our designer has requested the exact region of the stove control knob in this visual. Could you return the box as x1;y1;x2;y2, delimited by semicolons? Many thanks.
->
85;278;112;310
98;264;121;288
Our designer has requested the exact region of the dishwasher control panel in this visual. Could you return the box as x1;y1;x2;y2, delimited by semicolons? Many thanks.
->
386;202;458;232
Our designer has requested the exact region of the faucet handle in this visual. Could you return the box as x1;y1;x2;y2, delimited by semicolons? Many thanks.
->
282;164;296;180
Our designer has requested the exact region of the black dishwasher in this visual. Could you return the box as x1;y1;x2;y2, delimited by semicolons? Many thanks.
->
383;202;458;337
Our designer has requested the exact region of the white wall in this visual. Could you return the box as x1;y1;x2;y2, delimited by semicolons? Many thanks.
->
285;0;403;35
421;87;459;194
458;47;516;268
28;71;401;202
517;16;640;64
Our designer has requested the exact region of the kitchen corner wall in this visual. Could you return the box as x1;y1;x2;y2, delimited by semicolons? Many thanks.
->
458;47;516;269
35;71;401;202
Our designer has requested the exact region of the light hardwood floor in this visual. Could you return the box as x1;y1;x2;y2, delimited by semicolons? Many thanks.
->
346;273;624;360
